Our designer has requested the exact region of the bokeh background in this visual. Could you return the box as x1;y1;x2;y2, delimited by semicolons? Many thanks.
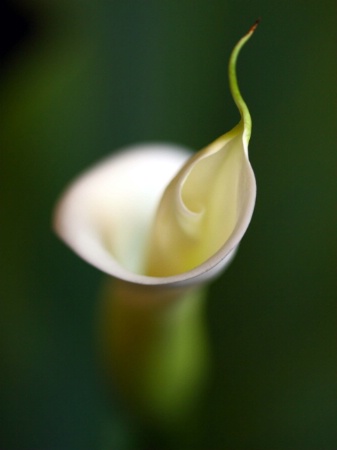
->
1;0;336;449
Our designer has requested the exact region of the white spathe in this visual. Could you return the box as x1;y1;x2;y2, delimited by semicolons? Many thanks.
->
53;26;257;289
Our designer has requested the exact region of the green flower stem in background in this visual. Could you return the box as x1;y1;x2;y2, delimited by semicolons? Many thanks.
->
99;281;208;428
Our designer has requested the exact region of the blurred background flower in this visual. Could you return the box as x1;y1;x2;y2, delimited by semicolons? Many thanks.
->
1;0;337;449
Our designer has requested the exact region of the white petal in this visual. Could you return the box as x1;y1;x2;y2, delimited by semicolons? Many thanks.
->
54;142;251;287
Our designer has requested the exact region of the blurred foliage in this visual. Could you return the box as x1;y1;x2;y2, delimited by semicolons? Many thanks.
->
1;0;337;449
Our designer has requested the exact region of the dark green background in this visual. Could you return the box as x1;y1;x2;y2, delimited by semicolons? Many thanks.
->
1;0;336;448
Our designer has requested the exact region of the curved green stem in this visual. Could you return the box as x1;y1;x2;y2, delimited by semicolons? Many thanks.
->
229;19;259;142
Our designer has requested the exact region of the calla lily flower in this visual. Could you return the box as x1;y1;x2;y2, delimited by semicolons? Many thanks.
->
53;24;258;425
54;25;257;289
